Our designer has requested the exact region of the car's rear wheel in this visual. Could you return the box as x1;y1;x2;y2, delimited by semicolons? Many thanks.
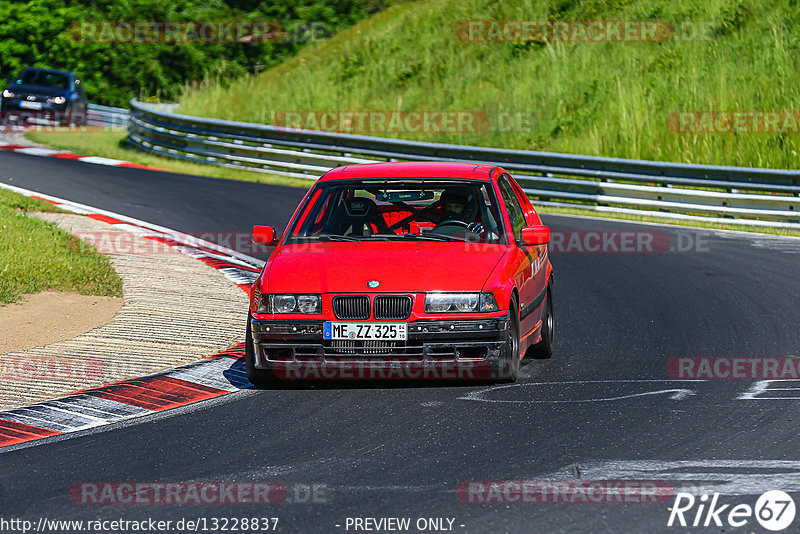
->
531;281;554;359
245;314;280;387
499;294;520;382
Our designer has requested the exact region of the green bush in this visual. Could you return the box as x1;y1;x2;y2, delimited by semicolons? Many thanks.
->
0;0;390;107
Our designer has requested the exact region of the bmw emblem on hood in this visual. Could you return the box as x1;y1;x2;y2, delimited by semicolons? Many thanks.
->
367;280;380;288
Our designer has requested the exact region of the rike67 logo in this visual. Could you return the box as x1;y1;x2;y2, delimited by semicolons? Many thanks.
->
668;490;796;531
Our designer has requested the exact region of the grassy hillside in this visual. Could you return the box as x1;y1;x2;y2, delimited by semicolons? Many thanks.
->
177;0;800;168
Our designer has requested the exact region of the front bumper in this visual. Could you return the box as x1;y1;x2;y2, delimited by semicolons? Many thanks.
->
250;317;510;380
1;102;73;125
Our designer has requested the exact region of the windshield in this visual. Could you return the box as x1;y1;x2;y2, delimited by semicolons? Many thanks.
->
287;179;506;244
14;70;69;89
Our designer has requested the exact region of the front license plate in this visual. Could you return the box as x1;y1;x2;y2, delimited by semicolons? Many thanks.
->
324;322;407;341
19;101;43;110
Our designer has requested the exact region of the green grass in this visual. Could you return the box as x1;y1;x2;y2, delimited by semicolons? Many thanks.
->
24;129;317;189
0;188;66;214
176;0;800;169
0;188;122;304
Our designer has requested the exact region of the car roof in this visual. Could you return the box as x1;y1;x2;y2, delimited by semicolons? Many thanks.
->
320;162;501;182
19;67;73;76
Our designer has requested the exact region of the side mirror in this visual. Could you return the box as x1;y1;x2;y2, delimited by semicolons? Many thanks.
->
519;225;550;246
252;225;276;246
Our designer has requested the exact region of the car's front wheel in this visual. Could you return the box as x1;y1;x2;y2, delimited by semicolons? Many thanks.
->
531;280;554;359
499;294;521;382
245;314;280;387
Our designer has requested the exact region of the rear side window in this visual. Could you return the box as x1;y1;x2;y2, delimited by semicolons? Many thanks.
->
498;176;525;241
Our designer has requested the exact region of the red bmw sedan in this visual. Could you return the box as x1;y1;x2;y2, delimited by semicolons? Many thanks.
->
246;162;554;385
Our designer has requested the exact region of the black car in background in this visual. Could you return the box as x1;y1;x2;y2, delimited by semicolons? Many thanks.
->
1;68;88;126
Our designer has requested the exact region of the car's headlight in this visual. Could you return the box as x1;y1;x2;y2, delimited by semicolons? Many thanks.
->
296;295;321;313
2;89;15;98
425;292;499;313
48;96;66;104
260;294;321;314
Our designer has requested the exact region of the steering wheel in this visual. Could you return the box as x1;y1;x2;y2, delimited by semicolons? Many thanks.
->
433;220;470;229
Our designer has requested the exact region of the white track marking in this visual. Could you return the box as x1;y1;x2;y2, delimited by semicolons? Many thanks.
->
459;380;702;404
110;223;166;237
13;147;61;156
542;460;800;496
75;156;127;166
163;357;250;392
46;394;149;419
739;379;800;400
0;407;93;432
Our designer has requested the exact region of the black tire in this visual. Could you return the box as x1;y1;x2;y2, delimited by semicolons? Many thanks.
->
245;314;281;387
60;106;71;127
499;294;521;382
531;282;554;359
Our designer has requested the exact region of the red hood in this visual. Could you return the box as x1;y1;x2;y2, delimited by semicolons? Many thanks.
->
263;241;508;294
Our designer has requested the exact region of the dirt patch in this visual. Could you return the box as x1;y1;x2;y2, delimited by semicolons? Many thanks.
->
0;291;122;354
0;129;46;147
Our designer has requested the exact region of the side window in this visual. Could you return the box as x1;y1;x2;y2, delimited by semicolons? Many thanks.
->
507;174;540;225
498;176;525;241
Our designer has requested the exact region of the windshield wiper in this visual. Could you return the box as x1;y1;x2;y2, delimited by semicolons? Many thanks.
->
402;233;462;242
360;233;405;240
294;234;361;242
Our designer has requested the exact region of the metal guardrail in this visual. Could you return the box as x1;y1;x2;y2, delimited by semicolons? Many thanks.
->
87;103;129;128
127;99;800;228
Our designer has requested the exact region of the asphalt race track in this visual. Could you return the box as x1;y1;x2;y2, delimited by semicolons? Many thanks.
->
1;150;800;533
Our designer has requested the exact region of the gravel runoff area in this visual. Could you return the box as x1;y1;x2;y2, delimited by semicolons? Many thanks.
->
0;212;249;410
0;127;45;147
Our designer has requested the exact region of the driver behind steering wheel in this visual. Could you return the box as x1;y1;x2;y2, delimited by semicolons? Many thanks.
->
438;187;484;236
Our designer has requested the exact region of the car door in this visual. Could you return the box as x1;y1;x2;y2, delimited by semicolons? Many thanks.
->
510;175;548;320
497;174;539;337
